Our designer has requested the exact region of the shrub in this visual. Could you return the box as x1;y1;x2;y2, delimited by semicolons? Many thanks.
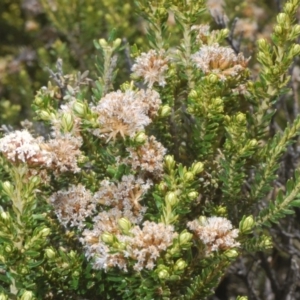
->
1;0;300;299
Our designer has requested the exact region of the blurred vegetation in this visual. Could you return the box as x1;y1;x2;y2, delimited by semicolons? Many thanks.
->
0;0;143;125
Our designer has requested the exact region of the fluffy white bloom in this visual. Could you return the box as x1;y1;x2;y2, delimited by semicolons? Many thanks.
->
132;49;169;88
50;184;96;230
0;130;52;166
124;135;166;177
191;44;249;81
188;216;240;255
92;90;155;141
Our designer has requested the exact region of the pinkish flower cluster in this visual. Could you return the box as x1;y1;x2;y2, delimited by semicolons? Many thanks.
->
187;216;240;255
191;44;249;81
93;175;152;223
0;130;82;173
125;221;178;271
132;49;169;88
81;219;177;272
0;130;52;166
77;175;178;272
124;135;166;177
91;89;161;142
50;184;96;229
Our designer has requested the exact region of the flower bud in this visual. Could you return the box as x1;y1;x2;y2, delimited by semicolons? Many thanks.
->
0;211;9;222
165;155;175;170
184;171;194;181
113;38;122;49
191;162;204;175
0;293;8;300
158;268;169;279
212;97;223;106
289;44;300;57
224;249;239;259
134;131;147;144
20;291;34;300
248;139;258;148
220;28;229;38
39;228;51;238
62;262;69;269
257;38;268;50
239;215;255;234
117;242;126;250
99;38;108;47
118;218;132;234
189;90;198;98
2;181;14;197
290;24;300;37
39;110;52;121
101;232;114;245
236;113;246;123
34;96;43;105
160;105;171;117
69;250;76;259
45;248;56;259
277;13;288;25
260;236;273;249
61;112;74;132
284;3;294;14
156;7;167;18
188;191;198;200
73;270;80;277
158;181;167;192
207;73;219;84
174;259;187;271
165;192;178;206
4;245;12;253
216;206;227;216
198;216;207;225
224;115;231;122
179;231;193;244
21;267;29;274
73;102;87;116
274;25;283;35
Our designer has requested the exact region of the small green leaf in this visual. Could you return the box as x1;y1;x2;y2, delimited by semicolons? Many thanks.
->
27;259;44;268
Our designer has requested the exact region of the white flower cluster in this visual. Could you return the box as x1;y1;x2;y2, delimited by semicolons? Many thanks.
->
132;49;169;88
0;130;82;173
0;130;52;166
188;216;240;255
50;184;96;229
91;89;161;142
124;135;167;177
191;44;249;81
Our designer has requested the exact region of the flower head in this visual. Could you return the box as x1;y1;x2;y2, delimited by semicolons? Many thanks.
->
124;135;166;177
132;49;169;88
93;175;152;223
47;134;82;173
81;219;177;272
125;221;178;271
187;216;240;255
92;90;156;141
50;184;95;229
191;44;249;81
0;130;52;166
191;24;211;44
136;89;162;119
